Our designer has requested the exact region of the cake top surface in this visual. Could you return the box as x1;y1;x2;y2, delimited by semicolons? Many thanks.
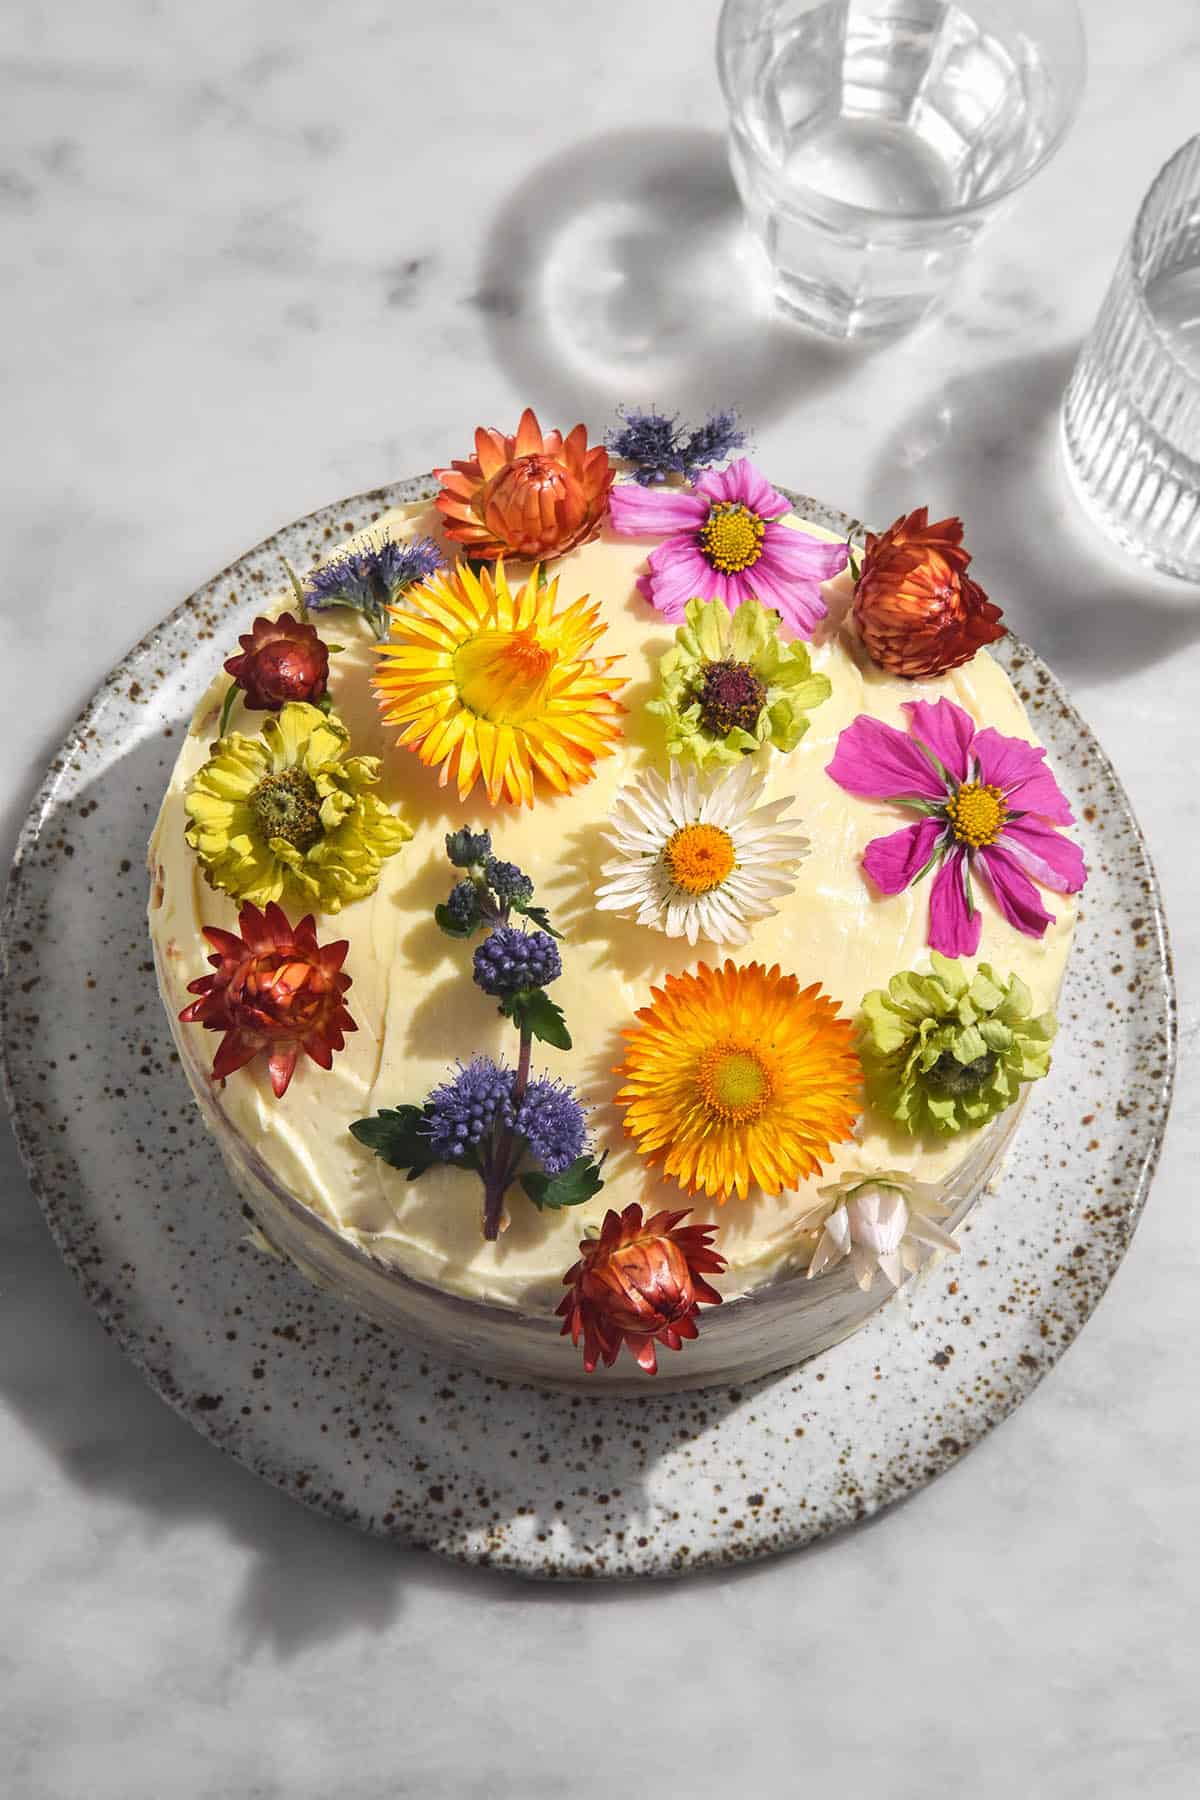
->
148;410;1084;1374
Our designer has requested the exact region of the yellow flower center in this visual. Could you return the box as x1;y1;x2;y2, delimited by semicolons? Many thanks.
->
453;625;559;725
698;502;765;574
663;823;736;894
698;1043;774;1122
249;768;323;852
944;781;1008;848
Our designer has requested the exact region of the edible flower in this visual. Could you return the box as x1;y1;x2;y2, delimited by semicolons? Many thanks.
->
304;535;444;639
179;900;355;1098
853;507;1006;677
859;952;1057;1137
606;407;747;486
372;559;626;807
184;702;411;912
608;456;849;636
556;1202;726;1374
616;960;861;1203
223;613;330;713
647;596;832;766
796;1169;959;1290
434;407;613;562
595;760;810;948
827;696;1085;956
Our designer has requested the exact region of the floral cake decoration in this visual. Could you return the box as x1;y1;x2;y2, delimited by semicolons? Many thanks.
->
172;400;1079;1375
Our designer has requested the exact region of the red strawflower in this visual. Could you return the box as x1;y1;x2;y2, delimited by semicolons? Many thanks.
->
223;613;330;711
853;508;1006;679
179;900;355;1098
556;1202;726;1375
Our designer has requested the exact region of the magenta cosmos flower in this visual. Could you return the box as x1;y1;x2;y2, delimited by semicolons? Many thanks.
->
827;697;1085;957
608;457;850;637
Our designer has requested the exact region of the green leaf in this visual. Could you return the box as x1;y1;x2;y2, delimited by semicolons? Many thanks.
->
513;900;562;938
217;682;239;739
434;902;477;939
349;1105;437;1177
512;987;572;1050
521;1151;607;1211
280;555;309;617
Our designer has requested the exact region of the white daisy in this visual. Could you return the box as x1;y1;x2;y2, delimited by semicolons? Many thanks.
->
594;759;810;947
796;1169;960;1291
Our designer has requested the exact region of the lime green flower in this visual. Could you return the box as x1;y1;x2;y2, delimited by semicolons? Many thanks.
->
859;952;1056;1137
646;597;832;767
185;702;410;913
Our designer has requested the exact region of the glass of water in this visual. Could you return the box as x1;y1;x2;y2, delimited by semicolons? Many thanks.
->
717;0;1086;339
1061;137;1200;583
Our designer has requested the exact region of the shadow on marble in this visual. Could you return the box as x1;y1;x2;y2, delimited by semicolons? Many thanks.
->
470;126;874;429
864;345;1200;684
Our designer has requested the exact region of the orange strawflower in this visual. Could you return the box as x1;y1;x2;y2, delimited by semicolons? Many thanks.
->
434;407;614;562
616;960;862;1203
853;507;1006;679
556;1202;726;1374
372;559;626;806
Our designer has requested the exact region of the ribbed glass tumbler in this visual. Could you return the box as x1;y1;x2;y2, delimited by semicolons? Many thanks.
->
1062;136;1200;581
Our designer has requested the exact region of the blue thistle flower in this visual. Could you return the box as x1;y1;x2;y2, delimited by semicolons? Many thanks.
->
422;1057;515;1162
303;535;444;638
514;1078;588;1174
606;409;686;486
680;409;746;479
445;827;492;868
484;856;534;908
472;925;562;997
607;407;748;486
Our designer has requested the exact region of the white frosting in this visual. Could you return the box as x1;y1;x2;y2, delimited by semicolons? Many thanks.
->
149;501;1077;1313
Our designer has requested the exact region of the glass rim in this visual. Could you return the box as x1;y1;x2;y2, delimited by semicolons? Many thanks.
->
716;0;1087;229
1125;133;1200;383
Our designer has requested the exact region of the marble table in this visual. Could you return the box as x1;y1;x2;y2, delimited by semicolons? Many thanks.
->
2;1;1196;1793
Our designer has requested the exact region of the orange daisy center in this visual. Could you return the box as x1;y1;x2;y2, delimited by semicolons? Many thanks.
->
663;822;736;894
698;1043;773;1122
698;502;765;574
452;625;559;724
945;781;1007;848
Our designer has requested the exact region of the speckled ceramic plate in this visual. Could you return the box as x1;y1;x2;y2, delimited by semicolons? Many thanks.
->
0;480;1175;1580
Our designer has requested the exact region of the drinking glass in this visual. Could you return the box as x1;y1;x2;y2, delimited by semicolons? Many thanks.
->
1061;136;1200;583
717;0;1086;340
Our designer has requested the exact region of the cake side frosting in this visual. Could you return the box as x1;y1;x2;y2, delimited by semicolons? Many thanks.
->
148;497;1077;1316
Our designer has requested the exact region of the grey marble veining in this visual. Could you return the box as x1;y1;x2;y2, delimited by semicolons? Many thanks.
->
1;1;1197;1796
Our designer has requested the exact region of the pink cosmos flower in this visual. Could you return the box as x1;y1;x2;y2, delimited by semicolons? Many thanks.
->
607;457;850;638
826;697;1086;957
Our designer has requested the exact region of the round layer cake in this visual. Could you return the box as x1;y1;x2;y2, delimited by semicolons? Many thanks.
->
148;446;1079;1393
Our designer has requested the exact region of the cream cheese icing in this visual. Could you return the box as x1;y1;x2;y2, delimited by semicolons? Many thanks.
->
148;500;1077;1315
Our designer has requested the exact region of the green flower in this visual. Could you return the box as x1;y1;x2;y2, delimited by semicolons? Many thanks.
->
185;702;411;912
859;952;1056;1137
646;597;832;767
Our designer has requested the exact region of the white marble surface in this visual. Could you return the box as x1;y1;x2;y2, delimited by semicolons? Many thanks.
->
2;0;1197;1793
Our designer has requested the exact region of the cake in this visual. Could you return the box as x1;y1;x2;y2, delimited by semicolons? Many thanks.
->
148;408;1083;1392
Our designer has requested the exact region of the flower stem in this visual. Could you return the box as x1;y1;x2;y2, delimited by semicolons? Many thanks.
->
481;1026;532;1241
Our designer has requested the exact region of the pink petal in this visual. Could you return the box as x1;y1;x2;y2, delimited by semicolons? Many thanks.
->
641;540;712;619
971;728;1074;824
863;817;943;895
901;698;976;784
759;519;850;583
694;457;789;517
1000;815;1086;894
827;715;949;803
745;557;826;637
977;844;1055;937
608;483;709;536
929;849;982;956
